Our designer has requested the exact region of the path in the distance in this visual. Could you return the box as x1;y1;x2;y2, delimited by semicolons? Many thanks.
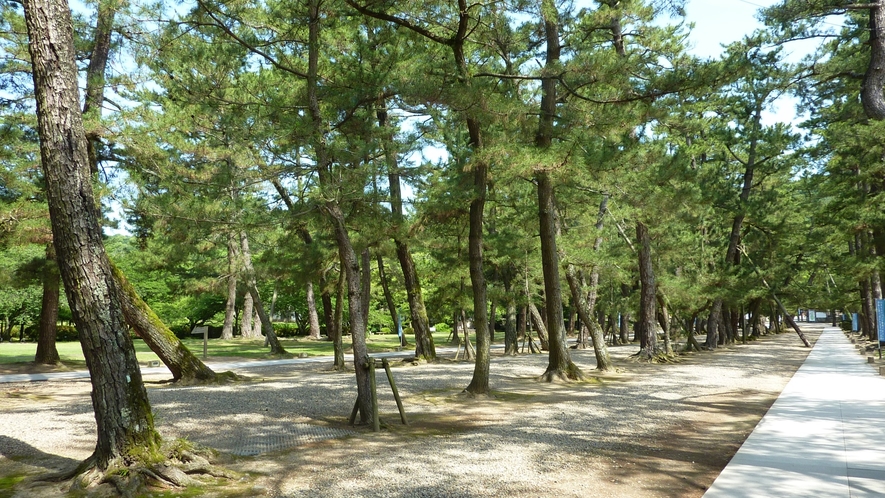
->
704;326;885;497
0;348;447;384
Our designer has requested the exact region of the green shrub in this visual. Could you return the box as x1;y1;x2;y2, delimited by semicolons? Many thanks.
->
434;322;451;334
56;324;79;342
273;322;303;337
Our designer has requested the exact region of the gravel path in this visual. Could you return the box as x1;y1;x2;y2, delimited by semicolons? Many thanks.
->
0;326;823;497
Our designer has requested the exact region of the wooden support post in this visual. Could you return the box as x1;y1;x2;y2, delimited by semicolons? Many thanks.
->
349;397;359;426
368;357;380;432
382;358;408;425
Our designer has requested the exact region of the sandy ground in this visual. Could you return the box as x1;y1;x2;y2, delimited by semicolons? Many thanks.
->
0;326;822;497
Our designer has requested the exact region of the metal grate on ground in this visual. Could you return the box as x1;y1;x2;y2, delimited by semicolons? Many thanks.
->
211;423;357;456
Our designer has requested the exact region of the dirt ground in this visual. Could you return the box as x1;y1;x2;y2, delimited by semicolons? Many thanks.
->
0;328;822;498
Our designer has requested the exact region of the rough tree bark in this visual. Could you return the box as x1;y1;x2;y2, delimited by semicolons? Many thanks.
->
22;0;159;471
636;221;659;360
112;265;219;383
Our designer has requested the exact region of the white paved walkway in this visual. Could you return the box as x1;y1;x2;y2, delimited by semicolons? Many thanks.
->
704;326;885;497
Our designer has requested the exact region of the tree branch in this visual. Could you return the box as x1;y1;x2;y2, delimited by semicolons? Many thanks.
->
195;0;309;79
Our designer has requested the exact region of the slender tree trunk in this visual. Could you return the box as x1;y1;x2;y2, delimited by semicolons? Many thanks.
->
620;311;631;344
241;292;254;338
22;0;159;468
321;274;334;339
239;232;286;354
332;264;346;368
705;299;723;349
533;10;582;383
307;281;322;340
221;241;237;340
35;243;60;365
360;248;371;330
81;0;115;174
564;266;612;371
503;271;518;355
376;102;435;358
656;293;672;355
636;221;658;360
377;255;403;345
528;302;550;350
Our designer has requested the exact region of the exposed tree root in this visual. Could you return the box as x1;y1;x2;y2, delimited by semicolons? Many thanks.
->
536;363;587;383
630;349;679;363
43;440;238;497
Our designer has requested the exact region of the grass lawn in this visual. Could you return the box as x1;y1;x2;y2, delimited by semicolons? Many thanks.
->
0;330;463;367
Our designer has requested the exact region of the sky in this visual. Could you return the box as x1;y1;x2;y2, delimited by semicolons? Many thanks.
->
105;0;827;234
685;0;776;59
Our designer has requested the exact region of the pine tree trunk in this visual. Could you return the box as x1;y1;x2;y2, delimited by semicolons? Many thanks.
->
503;271;518;355
636;221;658;360
239;231;286;354
307;281;322;340
377;255;402;345
656;293;672;355
529;302;551;351
221;262;236;340
332;265;346;368
360;248;371;329
376;99;436;360
241;292;254;338
564;264;612;371
35;243;60;365
321;274;334;339
113;265;218;383
620;311;631;344
22;0;159;467
705;299;723;349
375;105;432;346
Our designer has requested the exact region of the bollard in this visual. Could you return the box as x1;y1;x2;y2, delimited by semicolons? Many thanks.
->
869;357;876;364
880;366;885;376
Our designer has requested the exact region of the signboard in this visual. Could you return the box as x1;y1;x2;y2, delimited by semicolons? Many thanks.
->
877;299;885;343
809;309;817;322
853;313;859;332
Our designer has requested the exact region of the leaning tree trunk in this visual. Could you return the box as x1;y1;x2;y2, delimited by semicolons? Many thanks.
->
327;203;372;423
112;265;219;383
377;96;436;360
35;243;60;365
564;265;612;371
377;255;403;345
22;0;159;469
636;221;659;360
528;302;551;351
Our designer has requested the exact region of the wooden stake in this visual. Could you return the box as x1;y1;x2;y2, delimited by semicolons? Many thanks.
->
382;359;408;425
